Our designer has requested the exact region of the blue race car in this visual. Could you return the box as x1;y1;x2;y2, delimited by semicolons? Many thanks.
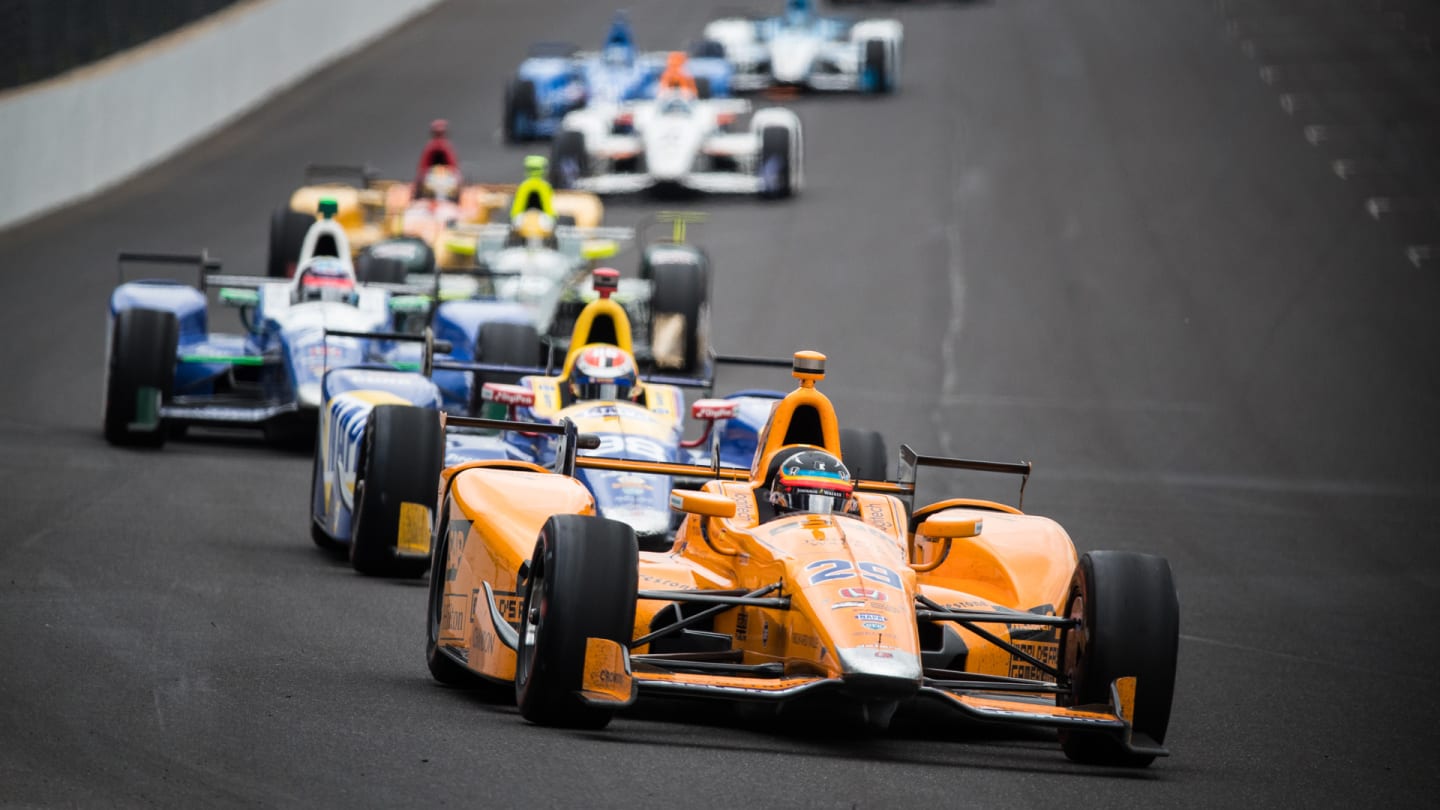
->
504;12;732;142
103;208;426;448
309;328;518;577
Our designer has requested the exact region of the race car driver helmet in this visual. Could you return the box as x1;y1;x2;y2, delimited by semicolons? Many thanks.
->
430;118;449;138
294;257;358;305
785;0;814;25
767;449;854;517
421;164;460;201
569;344;640;402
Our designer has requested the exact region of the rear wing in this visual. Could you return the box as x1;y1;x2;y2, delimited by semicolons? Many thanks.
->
434;348;793;393
323;327;452;377
303;163;378;187
896;444;1032;510
116;251;222;286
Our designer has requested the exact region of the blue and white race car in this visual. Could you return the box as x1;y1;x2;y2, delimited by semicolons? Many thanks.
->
504;12;732;142
103;208;424;448
309;328;515;577
702;0;902;94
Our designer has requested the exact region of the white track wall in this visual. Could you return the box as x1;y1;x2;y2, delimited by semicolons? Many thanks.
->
0;0;445;231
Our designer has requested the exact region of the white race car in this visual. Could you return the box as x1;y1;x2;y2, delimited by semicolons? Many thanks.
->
702;0;902;94
549;94;802;198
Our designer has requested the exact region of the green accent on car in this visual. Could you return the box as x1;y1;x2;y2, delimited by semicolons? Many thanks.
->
388;295;432;313
220;287;260;307
318;197;339;219
389;362;421;372
180;355;265;366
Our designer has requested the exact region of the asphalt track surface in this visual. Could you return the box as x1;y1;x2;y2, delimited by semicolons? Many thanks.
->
2;1;1438;807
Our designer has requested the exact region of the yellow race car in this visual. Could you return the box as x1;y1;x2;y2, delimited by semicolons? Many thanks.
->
424;351;1179;767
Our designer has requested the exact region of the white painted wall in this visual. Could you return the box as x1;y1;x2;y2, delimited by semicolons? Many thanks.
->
0;0;445;231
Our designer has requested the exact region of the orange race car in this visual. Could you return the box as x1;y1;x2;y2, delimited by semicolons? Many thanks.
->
424;352;1179;767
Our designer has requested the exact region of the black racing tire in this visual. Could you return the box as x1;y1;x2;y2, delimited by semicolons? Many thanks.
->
863;39;892;94
758;126;793;199
690;38;726;59
1057;551;1180;767
103;308;177;447
268;207;313;278
348;405;443;578
504;78;540;144
839;428;889;482
550;130;589;190
470;321;543;411
355;253;407;284
515;515;638;728
366;237;436;275
638;242;706;283
694;76;713;100
648;261;708;373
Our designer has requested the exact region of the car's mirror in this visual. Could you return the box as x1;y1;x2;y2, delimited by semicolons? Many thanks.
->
481;382;535;407
219;288;259;308
690;399;736;421
918;515;982;539
668;490;736;519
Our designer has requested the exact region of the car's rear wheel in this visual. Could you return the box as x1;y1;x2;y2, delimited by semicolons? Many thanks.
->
758;126;793;199
1057;551;1179;767
349;405;443;578
862;39;892;94
649;261;708;373
505;78;539;143
268;207;313;278
550;130;589;190
470;321;543;412
515;515;638;728
355;252;408;284
103;308;177;447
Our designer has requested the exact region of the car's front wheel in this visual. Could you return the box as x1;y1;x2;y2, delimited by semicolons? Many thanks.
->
1057;551;1179;767
515;515;638;728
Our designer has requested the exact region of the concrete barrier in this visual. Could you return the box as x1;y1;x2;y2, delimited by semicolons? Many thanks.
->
0;0;444;231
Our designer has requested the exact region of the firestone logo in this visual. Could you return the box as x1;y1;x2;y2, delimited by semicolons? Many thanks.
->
838;587;885;601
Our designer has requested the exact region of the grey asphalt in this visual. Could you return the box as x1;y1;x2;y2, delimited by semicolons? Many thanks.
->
2;1;1437;807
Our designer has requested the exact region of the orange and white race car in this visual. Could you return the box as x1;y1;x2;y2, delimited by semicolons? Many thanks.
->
424;351;1179;767
266;164;606;278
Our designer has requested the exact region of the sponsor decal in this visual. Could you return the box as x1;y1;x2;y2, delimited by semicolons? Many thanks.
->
863;502;894;532
854;613;885;622
831;601;865;610
791;631;820;649
691;400;737;420
874;651;893;659
838;587;887;602
496;595;523;625
396;502;432;555
1008;640;1059;681
440;593;468;639
807;559;903;589
862;622;886;631
735;609;749;641
761;618;770;647
732;494;755;523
